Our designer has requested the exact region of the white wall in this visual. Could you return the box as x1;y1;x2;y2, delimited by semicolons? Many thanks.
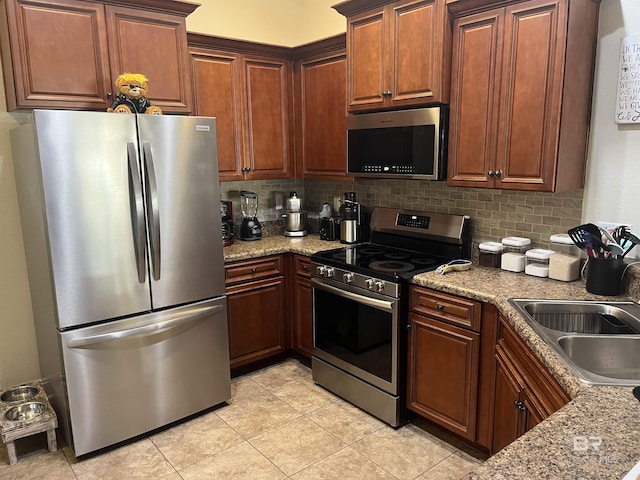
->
186;0;346;46
583;0;640;249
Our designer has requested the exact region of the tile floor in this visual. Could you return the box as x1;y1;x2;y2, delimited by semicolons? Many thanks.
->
0;360;484;480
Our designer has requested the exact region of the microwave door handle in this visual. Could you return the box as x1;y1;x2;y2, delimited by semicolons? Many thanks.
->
312;278;394;313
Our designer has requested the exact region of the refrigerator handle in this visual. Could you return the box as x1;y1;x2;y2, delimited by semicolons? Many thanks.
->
67;304;224;348
127;141;146;283
143;141;161;281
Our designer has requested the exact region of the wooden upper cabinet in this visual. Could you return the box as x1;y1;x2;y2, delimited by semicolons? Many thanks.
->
335;0;449;112
447;0;600;192
0;0;196;113
0;0;111;110
190;48;244;180
294;34;350;180
244;56;292;179
105;5;193;113
189;35;293;181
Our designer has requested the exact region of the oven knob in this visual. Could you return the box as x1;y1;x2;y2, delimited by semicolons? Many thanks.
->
325;267;335;278
343;272;354;283
316;265;327;276
366;279;375;290
375;281;384;292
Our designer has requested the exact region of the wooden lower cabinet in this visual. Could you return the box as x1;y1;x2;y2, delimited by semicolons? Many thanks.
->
491;314;570;454
407;286;484;442
291;255;313;357
225;256;286;369
407;312;480;440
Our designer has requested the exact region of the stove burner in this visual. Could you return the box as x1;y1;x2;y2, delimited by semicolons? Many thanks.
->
384;252;410;260
411;258;438;266
369;260;415;273
359;247;385;256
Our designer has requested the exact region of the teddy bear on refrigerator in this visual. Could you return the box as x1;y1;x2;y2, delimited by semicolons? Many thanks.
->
107;73;162;115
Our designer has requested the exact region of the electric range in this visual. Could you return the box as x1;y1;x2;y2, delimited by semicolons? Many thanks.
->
310;206;471;426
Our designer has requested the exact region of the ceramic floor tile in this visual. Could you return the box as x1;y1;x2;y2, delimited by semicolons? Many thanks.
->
0;433;71;480
418;450;484;480
290;446;397;480
215;391;301;439
178;441;286;480
248;360;311;390
250;416;345;476
229;377;268;404
306;398;385;444
270;376;337;413
150;410;244;469
351;424;456;480
67;438;175;480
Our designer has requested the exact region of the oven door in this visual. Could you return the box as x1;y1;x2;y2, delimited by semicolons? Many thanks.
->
312;277;399;395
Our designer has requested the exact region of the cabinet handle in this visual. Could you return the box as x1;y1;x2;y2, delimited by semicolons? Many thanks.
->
407;323;412;329
488;170;495;177
495;169;502;177
437;304;445;311
107;92;112;98
251;267;257;273
514;400;526;412
382;90;392;97
302;265;308;270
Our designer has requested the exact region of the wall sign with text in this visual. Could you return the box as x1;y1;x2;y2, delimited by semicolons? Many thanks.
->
616;35;640;124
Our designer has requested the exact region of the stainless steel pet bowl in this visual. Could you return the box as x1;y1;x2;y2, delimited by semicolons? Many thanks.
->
4;402;47;422
1;385;40;403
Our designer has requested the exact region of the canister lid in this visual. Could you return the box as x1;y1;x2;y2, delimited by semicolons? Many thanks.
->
501;236;531;247
479;241;504;252
525;248;555;260
550;233;574;245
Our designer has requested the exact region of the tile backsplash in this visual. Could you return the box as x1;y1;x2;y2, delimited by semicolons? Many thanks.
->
220;178;583;249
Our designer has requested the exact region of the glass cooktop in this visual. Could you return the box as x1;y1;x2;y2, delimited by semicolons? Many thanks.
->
311;243;446;281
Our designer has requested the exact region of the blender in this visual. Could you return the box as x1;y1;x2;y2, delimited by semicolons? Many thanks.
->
239;190;262;241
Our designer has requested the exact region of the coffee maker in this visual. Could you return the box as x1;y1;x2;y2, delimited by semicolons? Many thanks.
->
239;190;262;241
339;192;361;244
220;200;236;247
282;191;307;237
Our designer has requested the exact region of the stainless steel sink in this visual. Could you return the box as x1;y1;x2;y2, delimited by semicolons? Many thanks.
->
509;299;640;386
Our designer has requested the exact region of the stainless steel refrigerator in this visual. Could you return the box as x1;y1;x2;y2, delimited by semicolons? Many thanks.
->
11;110;230;456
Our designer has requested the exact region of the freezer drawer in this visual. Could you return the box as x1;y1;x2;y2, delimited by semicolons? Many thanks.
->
59;297;230;456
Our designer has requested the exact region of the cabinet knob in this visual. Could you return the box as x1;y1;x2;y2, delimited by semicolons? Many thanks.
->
251;267;257;273
107;92;112;98
495;169;502;177
514;400;526;412
437;304;445;311
382;90;392;97
488;170;495;177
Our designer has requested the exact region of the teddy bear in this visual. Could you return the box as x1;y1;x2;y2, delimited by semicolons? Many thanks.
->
107;73;162;115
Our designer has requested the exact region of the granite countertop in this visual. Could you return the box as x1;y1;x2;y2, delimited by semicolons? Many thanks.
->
225;235;640;478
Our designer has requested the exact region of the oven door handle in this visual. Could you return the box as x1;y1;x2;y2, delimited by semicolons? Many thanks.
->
312;278;395;312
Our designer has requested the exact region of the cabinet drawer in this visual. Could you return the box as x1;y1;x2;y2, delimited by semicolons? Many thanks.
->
225;255;282;286
294;255;312;278
409;286;481;331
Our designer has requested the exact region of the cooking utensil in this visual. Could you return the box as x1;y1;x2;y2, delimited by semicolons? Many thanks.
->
583;230;611;258
620;230;640;257
567;226;591;256
596;225;624;257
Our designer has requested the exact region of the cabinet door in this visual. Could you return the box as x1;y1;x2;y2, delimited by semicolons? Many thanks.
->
407;313;480;440
495;0;565;190
105;5;193;113
389;0;445;106
293;275;313;358
226;276;286;369
347;7;386;110
492;344;526;453
190;48;244;181
296;50;349;179
448;8;503;187
243;56;292;179
1;0;111;110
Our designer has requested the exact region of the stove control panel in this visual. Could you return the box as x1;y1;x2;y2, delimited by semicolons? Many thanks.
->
312;262;399;298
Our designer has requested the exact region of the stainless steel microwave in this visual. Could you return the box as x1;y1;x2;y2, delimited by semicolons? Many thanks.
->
346;106;448;180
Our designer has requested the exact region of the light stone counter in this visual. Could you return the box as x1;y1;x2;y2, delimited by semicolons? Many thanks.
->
411;267;640;479
222;234;342;263
225;236;640;478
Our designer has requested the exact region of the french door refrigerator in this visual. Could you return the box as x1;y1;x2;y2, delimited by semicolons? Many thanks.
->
11;110;230;456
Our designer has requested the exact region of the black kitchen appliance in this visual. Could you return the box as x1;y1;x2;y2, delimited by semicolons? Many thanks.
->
221;200;236;247
239;190;262;241
311;207;471;426
319;217;337;241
